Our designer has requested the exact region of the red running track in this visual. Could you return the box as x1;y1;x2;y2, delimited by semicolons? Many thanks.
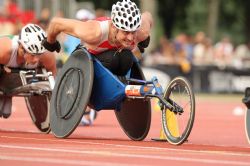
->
0;95;250;166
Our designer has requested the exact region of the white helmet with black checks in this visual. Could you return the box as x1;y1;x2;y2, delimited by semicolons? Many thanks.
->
111;0;141;32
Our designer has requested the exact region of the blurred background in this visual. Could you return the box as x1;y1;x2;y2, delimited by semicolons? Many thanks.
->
1;0;250;94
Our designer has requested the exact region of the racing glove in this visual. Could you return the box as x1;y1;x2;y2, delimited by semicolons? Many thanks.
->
42;38;61;53
137;36;150;53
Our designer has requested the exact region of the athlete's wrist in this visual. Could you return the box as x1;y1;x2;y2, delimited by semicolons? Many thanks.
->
46;35;56;44
42;37;61;53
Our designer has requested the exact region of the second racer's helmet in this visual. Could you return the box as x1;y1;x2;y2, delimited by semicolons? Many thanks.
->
19;24;47;55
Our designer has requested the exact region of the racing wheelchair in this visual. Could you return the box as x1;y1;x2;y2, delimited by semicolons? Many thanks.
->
243;87;250;144
0;66;54;133
50;46;195;145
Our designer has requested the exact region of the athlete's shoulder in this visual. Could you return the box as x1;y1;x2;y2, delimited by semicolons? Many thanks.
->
0;36;14;64
0;34;16;39
95;17;111;21
0;35;14;48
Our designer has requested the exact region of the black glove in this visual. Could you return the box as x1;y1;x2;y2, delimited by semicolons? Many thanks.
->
42;38;61;53
137;36;150;53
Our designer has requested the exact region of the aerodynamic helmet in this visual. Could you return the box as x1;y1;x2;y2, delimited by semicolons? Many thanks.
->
111;0;141;32
19;24;47;55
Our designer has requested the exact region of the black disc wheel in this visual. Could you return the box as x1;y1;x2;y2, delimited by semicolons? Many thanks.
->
50;48;94;138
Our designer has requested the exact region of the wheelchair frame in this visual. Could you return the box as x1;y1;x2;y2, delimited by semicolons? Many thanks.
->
0;67;54;133
49;47;195;145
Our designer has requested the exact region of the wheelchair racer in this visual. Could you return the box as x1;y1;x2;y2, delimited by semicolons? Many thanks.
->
43;0;152;76
0;23;57;118
42;0;152;124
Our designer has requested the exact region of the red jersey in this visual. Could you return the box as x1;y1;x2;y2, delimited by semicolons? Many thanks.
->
87;17;118;55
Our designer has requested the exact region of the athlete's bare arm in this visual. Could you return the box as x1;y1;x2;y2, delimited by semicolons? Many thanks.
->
47;17;102;45
0;37;12;65
39;52;57;76
136;11;153;42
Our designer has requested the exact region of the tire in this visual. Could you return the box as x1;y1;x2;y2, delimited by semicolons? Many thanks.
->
162;76;195;145
115;62;151;141
245;109;250;144
25;94;51;133
24;68;51;133
50;48;94;138
242;87;250;144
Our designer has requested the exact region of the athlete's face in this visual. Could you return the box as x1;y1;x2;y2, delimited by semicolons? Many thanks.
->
24;53;40;65
116;29;137;49
21;47;40;65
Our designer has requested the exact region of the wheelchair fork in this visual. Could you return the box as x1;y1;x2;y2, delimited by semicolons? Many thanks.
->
125;76;183;114
42;68;55;89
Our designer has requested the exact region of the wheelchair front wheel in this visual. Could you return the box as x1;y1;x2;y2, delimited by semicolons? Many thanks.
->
162;76;195;145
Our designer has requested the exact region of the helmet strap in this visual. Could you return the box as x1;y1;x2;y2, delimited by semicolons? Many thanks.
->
110;25;119;47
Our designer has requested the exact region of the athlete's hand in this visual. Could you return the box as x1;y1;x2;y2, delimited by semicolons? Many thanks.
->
137;36;150;53
42;38;61;53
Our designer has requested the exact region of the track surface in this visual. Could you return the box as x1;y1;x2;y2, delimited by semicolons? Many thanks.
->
0;94;250;166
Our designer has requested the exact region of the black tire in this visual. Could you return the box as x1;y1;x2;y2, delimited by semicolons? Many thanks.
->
24;68;51;133
25;94;51;133
243;88;250;144
115;62;151;141
50;48;94;138
162;77;195;145
245;109;250;144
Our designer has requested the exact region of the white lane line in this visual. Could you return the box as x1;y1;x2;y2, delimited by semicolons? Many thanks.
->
0;155;140;166
0;129;38;133
1;135;250;157
0;145;249;166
